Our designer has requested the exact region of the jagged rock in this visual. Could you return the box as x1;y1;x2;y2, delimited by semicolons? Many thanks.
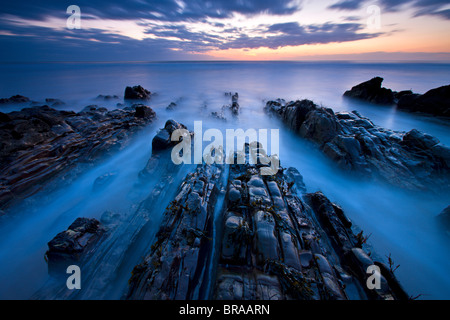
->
344;77;395;105
46;218;105;276
125;145;408;300
265;99;450;192
124;85;151;100
397;85;450;117
0;95;30;104
0;104;156;209
126;164;224;300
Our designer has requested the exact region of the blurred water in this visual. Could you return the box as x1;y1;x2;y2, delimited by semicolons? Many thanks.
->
0;62;449;299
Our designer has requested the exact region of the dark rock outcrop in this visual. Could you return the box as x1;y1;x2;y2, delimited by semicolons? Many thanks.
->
126;164;224;300
0;104;156;208
124;85;151;100
265;99;450;192
125;148;407;300
151;119;188;152
397;85;450;117
46;218;105;276
344;77;395;105
0;95;30;105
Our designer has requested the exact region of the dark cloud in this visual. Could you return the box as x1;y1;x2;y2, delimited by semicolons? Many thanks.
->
328;0;450;20
0;0;302;21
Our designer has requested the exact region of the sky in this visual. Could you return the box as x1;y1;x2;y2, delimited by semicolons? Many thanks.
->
0;0;449;62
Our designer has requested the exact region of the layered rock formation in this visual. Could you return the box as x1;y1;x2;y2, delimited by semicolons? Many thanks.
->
123;147;408;300
0;103;156;208
265;99;450;192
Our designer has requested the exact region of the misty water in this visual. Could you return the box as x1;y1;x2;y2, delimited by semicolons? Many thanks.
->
0;61;449;299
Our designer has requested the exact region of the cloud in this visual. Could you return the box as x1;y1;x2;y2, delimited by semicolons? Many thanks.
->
328;0;450;19
0;0;303;21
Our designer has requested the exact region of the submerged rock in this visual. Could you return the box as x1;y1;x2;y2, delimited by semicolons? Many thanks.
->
265;99;450;192
344;77;395;105
124;85;151;100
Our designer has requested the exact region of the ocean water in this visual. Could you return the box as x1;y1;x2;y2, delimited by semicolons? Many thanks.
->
0;61;449;299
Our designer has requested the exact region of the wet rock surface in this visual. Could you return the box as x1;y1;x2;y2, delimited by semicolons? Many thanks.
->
123;149;407;300
265;99;450;192
46;218;105;276
0;104;156;208
126;164;224;300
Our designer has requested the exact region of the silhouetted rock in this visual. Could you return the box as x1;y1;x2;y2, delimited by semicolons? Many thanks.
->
124;85;151;100
344;77;395;105
397;85;450;117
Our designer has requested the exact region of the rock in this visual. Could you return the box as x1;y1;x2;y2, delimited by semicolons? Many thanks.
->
96;94;119;101
133;104;156;119
126;164;224;300
46;218;105;276
126;144;407;300
93;172;118;192
124;85;151;100
265;99;450;192
344;77;395;105
0;95;30;104
152;119;188;153
397;85;450;117
401;129;440;150
0;104;156;208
